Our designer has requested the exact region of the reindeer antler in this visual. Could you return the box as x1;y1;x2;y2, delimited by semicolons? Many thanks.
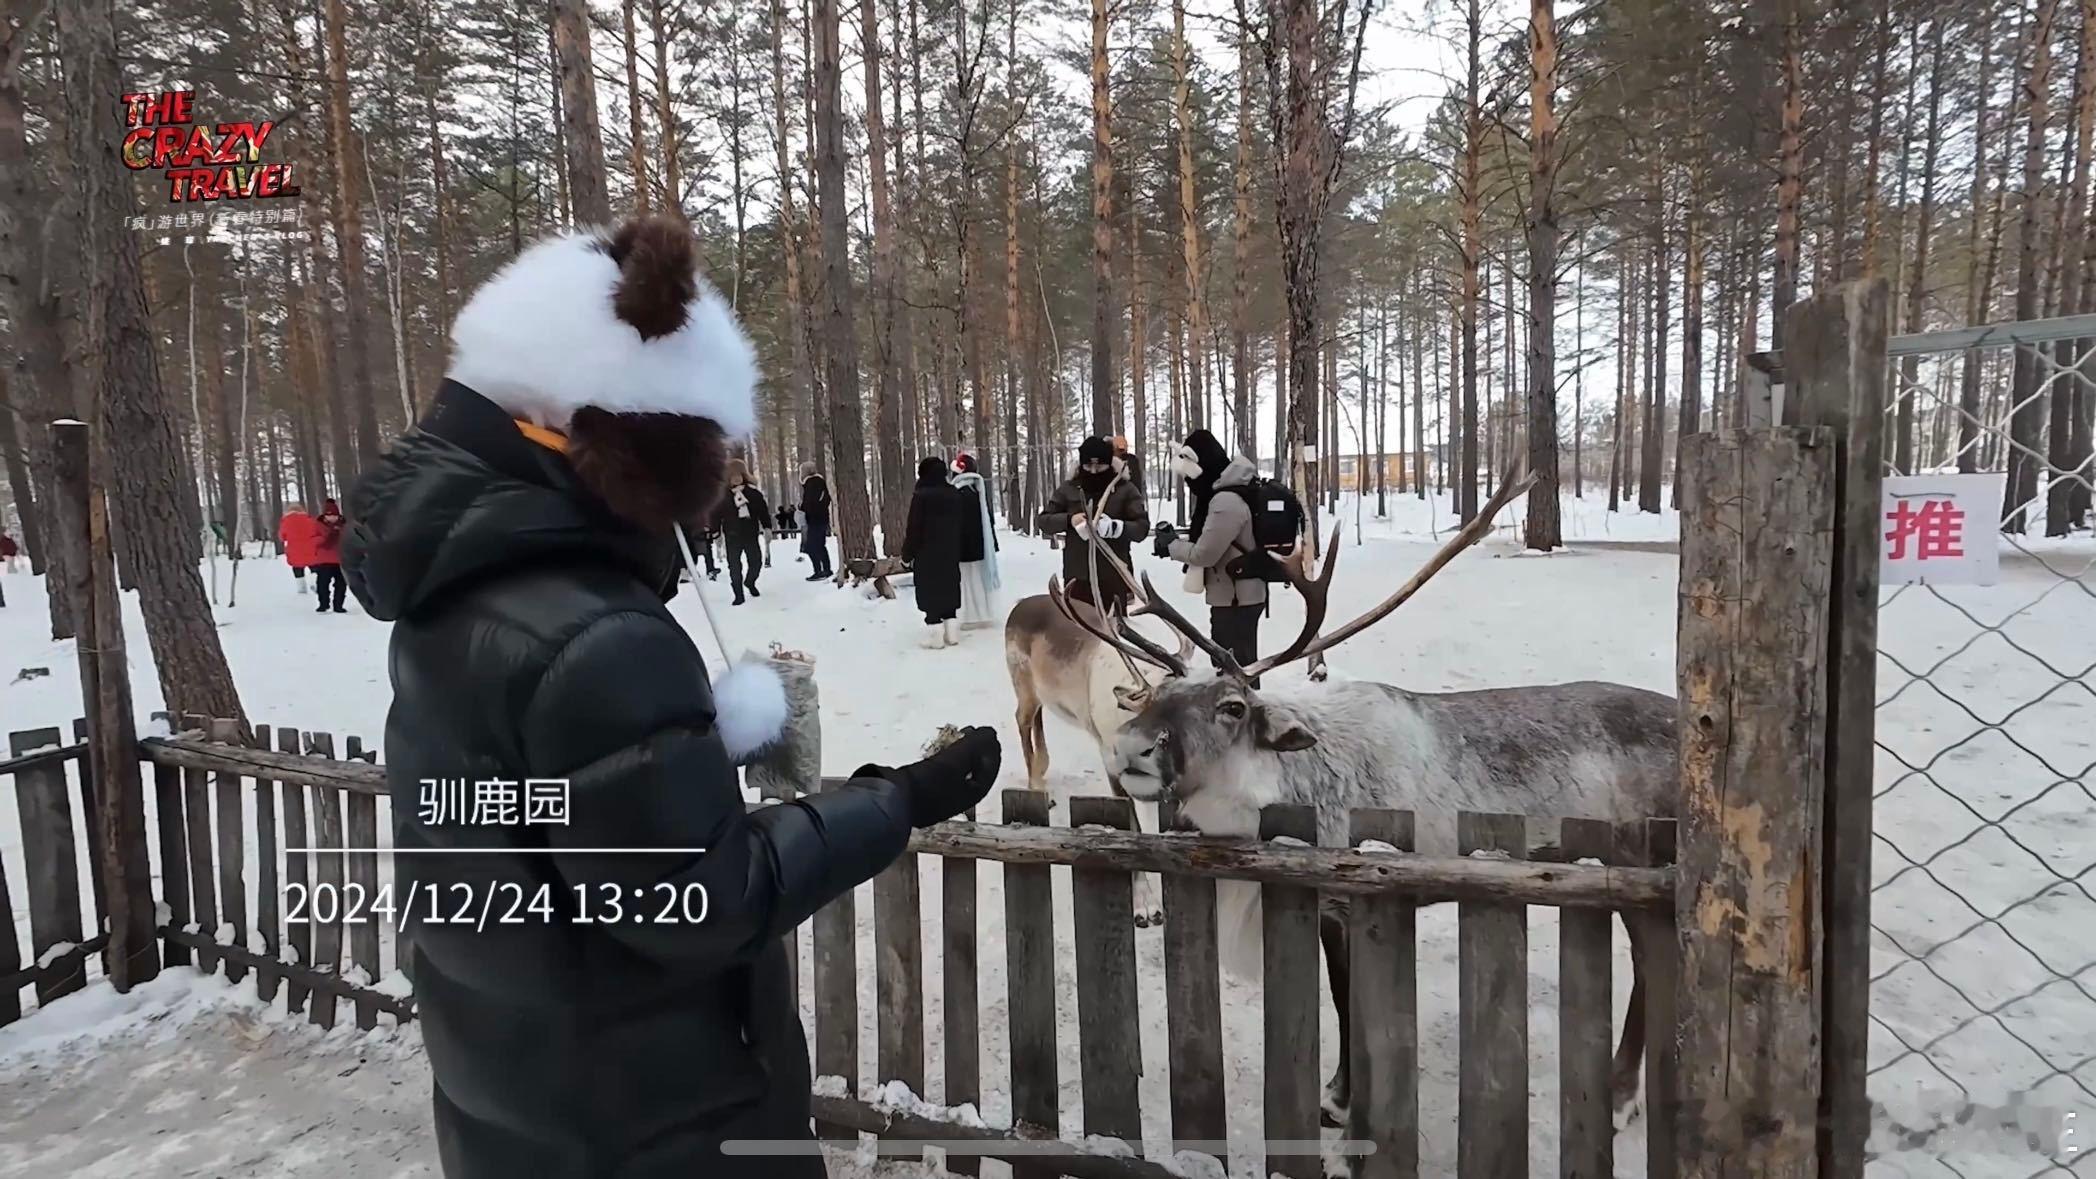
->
1079;529;1243;677
1246;463;1539;678
1241;530;1343;679
1048;576;1188;677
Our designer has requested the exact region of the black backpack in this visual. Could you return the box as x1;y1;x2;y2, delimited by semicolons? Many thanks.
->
1220;477;1305;581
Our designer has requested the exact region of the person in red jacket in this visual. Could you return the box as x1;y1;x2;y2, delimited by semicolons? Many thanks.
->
278;503;323;594
312;498;347;613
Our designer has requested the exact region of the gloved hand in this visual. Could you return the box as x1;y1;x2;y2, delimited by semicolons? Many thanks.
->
1088;516;1124;541
1153;522;1178;558
855;726;1003;828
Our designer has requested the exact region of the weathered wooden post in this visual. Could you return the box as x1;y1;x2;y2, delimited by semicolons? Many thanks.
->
1783;280;1888;1179
1673;408;1836;1169
49;420;159;989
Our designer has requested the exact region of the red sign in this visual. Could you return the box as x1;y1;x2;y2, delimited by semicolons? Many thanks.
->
1884;497;1965;561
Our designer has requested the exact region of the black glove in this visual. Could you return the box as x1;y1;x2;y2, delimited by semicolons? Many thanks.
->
1153;522;1178;559
855;726;1002;828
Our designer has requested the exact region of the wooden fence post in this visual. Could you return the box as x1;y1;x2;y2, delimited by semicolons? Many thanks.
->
1675;421;1836;1179
1784;279;1888;1179
49;421;158;990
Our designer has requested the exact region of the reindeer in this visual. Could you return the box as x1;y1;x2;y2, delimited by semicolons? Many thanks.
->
1004;592;1191;927
1047;470;1677;1125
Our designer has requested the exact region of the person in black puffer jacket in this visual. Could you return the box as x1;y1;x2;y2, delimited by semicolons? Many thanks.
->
341;213;1001;1179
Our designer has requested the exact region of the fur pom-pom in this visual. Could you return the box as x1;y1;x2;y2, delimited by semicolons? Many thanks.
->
713;658;790;762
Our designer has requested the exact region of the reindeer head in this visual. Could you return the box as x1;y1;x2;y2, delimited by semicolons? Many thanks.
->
1050;467;1537;807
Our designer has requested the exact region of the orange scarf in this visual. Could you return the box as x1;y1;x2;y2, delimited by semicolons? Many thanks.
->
515;420;569;454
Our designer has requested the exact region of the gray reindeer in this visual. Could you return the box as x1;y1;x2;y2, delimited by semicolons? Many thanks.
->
1048;471;1677;1123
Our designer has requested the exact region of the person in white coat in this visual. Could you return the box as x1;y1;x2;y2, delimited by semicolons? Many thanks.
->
949;452;1000;629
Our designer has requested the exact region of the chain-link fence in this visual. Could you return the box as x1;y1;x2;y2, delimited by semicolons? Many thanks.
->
1867;316;2095;1178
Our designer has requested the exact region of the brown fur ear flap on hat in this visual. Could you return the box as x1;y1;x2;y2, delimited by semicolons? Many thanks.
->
550;214;738;532
567;408;729;532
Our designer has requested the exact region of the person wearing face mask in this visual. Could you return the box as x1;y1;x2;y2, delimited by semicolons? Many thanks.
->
1156;429;1264;676
1038;435;1149;616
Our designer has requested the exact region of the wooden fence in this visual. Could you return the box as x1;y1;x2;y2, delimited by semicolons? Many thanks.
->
3;719;1684;1179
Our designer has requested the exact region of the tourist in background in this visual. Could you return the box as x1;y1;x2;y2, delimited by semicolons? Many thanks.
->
950;452;1000;629
278;501;321;594
903;455;966;647
1038;436;1149;615
311;498;347;613
713;460;770;604
799;460;834;580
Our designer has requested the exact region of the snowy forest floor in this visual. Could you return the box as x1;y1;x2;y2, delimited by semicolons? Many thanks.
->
1;492;2091;1178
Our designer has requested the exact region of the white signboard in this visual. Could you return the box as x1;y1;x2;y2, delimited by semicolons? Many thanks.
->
1881;473;2005;586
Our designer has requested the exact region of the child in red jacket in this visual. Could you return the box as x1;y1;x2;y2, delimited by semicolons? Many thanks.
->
278;503;322;594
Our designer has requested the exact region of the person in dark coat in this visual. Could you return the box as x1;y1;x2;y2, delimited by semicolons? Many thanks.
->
1038;436;1150;615
312;497;348;613
798;461;833;580
712;460;770;604
340;214;1002;1179
902;455;966;648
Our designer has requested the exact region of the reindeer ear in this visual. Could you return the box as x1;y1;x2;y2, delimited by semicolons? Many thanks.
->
1113;684;1148;712
1254;704;1317;752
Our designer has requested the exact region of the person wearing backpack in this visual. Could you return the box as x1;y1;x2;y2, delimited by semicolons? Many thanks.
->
1156;447;1273;678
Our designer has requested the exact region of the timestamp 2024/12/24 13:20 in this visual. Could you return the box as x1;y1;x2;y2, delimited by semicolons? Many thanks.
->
280;880;711;934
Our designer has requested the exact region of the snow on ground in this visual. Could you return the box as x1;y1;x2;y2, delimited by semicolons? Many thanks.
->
1;502;2090;1178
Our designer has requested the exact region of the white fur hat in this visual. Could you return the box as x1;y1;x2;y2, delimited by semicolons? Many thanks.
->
445;220;760;436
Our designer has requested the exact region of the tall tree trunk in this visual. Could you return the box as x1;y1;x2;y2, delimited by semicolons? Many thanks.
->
1523;0;1560;550
1772;0;1804;348
813;0;874;560
1130;193;1147;467
1675;160;1705;507
1640;206;1666;514
0;9;72;628
772;0;815;461
651;0;683;213
2007;0;2061;532
58;0;246;726
323;0;386;474
0;368;41;565
1088;0;1114;437
864;0;908;549
1002;2;1023;526
1457;0;1483;521
1900;11;1948;476
1412;279;1426;500
2049;0;2096;534
552;0;609;223
1572;251;1584;496
1174;0;1207;466
1231;23;1255;460
624;0;649;212
1959;2;2000;473
1858;0;1891;274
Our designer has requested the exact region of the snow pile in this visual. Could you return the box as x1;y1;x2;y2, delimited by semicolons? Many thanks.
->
0;969;261;1065
862;1079;996;1130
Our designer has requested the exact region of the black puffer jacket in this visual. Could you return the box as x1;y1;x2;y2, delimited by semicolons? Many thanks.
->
342;381;912;1179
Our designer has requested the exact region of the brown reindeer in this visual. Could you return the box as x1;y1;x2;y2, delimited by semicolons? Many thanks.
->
1003;591;1191;926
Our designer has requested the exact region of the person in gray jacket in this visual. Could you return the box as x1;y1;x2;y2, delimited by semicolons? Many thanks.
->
1160;441;1266;677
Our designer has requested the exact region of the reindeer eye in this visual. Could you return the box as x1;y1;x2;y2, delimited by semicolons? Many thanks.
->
1217;699;1247;720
